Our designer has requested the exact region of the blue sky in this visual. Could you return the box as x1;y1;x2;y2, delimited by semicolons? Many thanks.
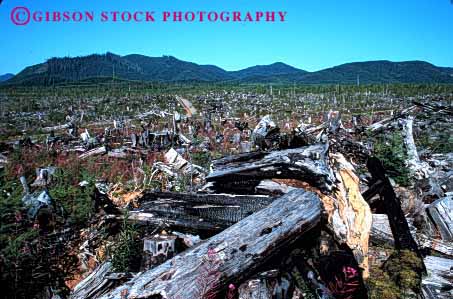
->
0;0;452;74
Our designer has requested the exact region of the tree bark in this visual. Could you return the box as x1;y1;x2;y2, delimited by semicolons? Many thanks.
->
207;144;334;194
99;189;322;299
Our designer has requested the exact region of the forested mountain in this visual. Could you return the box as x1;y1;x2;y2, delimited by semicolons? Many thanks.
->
299;61;453;84
3;53;453;85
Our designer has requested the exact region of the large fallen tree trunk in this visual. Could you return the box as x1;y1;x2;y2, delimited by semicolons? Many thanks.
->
100;189;322;299
206;144;334;194
422;256;453;299
70;262;115;299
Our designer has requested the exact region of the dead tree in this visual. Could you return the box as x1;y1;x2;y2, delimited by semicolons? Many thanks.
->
133;192;274;234
366;157;420;251
422;256;453;299
320;153;372;278
207;144;333;194
427;196;452;242
99;189;322;299
366;157;425;265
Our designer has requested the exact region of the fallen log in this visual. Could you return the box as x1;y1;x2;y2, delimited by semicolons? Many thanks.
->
422;256;453;299
207;144;334;194
427;196;452;242
79;146;107;159
100;189;322;299
370;214;453;256
127;211;222;233
366;106;416;133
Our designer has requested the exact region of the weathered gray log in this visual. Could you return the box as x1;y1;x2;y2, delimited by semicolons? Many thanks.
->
70;262;112;299
135;192;274;232
370;214;453;256
207;144;333;194
100;189;322;299
422;256;453;299
127;211;222;232
79;146;107;159
255;180;296;196
417;234;453;257
42;123;72;133
366;106;416;133
428;196;452;242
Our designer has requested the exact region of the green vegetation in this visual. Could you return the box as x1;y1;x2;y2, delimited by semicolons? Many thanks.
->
191;151;212;170
111;213;141;272
368;250;424;299
291;269;317;299
374;132;411;186
49;168;96;226
0;171;78;299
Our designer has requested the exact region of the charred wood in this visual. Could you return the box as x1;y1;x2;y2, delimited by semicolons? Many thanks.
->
133;192;274;234
366;157;422;254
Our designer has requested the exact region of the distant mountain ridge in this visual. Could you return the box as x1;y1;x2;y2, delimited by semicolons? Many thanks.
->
3;53;453;85
0;73;14;82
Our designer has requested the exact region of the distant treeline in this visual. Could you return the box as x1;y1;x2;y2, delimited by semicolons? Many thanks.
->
2;81;453;98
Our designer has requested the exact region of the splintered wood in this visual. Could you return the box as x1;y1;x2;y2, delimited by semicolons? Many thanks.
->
320;153;372;279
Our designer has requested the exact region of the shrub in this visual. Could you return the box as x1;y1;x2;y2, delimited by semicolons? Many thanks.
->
49;167;96;226
368;250;423;299
373;132;411;186
111;213;141;272
191;151;211;170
